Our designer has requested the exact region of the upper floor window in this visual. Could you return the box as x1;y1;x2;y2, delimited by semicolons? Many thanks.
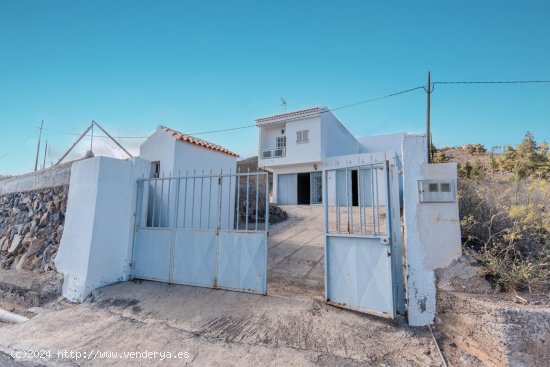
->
276;136;286;148
296;130;309;144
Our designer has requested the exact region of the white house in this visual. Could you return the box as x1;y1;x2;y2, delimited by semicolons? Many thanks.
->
139;125;240;229
256;107;405;205
140;125;239;178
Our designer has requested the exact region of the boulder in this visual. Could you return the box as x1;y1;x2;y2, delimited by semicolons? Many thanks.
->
39;212;49;226
27;238;45;258
0;237;9;252
8;234;22;254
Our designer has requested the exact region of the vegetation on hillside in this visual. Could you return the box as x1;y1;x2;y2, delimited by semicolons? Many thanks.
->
439;132;550;292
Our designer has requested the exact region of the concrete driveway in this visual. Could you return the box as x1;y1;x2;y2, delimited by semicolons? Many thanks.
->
0;281;442;366
268;205;325;300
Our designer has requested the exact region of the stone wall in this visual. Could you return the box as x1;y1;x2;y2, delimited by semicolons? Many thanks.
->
0;185;68;272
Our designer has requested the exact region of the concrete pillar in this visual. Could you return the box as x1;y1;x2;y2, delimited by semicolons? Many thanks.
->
402;135;461;326
55;157;150;302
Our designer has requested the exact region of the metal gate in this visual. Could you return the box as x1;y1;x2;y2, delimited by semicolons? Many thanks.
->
131;171;269;294
323;160;404;318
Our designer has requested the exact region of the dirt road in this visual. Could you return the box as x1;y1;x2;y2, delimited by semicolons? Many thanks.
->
0;281;441;366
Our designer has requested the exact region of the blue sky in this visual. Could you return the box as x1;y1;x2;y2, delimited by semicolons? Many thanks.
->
1;0;549;174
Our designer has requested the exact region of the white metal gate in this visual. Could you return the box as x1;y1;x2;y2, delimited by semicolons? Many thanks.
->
324;160;404;318
132;171;269;294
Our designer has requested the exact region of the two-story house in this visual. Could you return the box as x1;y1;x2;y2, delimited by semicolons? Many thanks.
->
257;107;364;205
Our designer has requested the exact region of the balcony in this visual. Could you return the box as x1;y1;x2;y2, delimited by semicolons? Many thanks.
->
260;147;286;159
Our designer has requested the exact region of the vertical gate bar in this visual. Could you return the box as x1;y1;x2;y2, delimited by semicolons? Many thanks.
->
183;172;188;229
323;169;329;300
245;168;250;230
152;179;157;228
359;168;364;234
336;170;340;233
227;169;232;229
208;169;212;229
130;180;144;278
160;175;164;228
265;173;269;232
217;170;224;233
214;169;223;288
236;168;241;230
255;171;259;231
135;180;144;229
199;170;204;229
370;166;376;235
174;177;181;228
375;167;380;234
191;170;196;229
345;167;350;233
167;177;172;228
349;170;355;233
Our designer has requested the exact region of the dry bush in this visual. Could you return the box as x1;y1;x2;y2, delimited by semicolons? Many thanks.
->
459;178;550;292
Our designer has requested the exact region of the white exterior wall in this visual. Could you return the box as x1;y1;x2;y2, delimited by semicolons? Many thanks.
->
174;143;237;230
258;116;322;168
259;123;285;152
55;157;150;302
139;128;177;177
321;111;362;159
402;135;461;326
359;133;406;158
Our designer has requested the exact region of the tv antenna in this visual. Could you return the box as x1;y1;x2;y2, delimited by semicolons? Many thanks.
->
280;98;287;112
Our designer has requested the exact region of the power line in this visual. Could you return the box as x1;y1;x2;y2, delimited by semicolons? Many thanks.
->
0;130;38;160
37;85;426;138
433;80;550;85
23;79;550;139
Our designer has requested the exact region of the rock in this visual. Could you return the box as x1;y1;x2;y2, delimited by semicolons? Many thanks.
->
27;238;45;257
8;234;22;254
39;212;49;226
15;253;27;270
0;237;9;251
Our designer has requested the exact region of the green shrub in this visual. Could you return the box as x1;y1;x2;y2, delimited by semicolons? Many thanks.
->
459;178;550;292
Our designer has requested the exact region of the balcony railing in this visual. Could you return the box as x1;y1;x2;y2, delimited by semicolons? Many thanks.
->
260;147;286;159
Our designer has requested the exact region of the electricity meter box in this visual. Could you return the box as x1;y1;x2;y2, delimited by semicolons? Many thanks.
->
418;180;456;203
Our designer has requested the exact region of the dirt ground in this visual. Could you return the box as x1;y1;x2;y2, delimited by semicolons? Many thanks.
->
0;281;443;366
0;205;446;366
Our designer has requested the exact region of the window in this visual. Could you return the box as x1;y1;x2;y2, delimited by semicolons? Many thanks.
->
296;130;309;144
276;136;286;148
440;183;451;192
151;161;160;178
428;183;439;192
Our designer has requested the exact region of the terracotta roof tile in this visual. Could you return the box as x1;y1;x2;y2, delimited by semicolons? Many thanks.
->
159;126;239;158
255;107;327;124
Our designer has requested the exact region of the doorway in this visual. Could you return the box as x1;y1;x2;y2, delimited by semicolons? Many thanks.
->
297;172;311;205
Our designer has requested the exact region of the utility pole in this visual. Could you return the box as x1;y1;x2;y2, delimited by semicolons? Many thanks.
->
34;120;44;171
426;72;432;163
42;140;48;170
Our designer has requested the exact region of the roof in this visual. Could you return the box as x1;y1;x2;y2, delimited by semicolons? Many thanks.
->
255;106;327;125
159;126;239;158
